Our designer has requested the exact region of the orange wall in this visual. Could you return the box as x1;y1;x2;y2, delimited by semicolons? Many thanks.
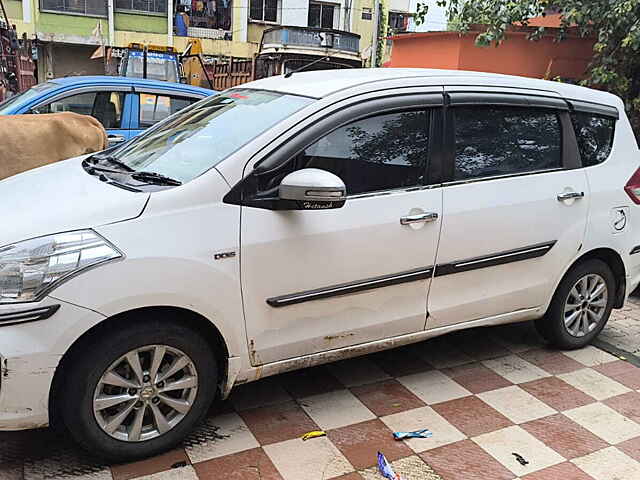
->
388;33;464;70
388;31;594;80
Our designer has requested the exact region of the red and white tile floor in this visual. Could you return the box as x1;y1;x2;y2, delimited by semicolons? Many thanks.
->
3;321;640;480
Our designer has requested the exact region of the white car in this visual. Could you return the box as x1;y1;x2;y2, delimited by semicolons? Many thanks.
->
1;69;638;461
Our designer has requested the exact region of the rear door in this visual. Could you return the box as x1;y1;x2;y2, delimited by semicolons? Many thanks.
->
427;90;589;329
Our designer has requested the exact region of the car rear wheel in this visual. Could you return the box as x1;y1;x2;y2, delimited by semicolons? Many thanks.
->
61;319;217;462
536;259;615;349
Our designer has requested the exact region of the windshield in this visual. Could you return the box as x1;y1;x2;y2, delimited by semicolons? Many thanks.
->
125;56;179;83
0;82;57;114
107;89;314;183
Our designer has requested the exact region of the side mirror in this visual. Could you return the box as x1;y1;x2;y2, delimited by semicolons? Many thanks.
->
279;168;346;210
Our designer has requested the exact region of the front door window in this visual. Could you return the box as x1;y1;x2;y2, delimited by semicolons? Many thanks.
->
32;91;126;130
262;110;430;196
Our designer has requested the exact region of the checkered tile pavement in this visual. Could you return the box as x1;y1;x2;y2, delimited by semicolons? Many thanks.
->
597;298;640;358
3;321;640;480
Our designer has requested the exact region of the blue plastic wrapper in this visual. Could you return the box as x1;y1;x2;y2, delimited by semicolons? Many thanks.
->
392;428;433;440
377;451;403;480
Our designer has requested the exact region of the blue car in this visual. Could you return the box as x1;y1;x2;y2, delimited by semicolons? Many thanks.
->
0;76;213;146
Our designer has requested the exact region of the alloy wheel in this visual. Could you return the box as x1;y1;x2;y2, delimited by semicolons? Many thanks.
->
563;273;608;337
93;345;198;442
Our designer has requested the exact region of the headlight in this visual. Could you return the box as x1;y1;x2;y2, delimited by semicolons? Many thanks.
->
0;230;122;304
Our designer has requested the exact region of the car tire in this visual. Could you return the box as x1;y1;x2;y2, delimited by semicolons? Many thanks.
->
536;259;615;349
60;318;217;463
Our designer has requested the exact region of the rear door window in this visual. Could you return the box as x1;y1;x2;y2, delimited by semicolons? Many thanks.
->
139;94;197;128
570;112;615;167
453;106;562;180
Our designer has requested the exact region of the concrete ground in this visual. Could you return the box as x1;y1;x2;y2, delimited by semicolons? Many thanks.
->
2;302;640;480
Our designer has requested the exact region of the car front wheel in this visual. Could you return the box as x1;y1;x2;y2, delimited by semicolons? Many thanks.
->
61;319;217;462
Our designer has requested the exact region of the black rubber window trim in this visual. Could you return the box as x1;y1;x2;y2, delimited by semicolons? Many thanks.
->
447;92;569;110
566;99;619;120
253;92;445;177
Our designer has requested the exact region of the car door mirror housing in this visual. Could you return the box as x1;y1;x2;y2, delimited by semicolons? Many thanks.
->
278;169;346;209
223;168;347;211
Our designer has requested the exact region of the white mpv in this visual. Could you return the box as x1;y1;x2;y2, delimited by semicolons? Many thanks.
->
1;69;639;461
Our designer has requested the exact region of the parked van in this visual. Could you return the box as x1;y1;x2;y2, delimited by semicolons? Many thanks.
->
0;69;638;461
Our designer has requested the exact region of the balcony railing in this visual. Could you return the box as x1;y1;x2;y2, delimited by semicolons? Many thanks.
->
115;0;167;14
40;0;108;17
185;27;231;40
262;26;360;55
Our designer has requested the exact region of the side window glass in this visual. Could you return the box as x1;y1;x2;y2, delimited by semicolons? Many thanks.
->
92;92;125;129
33;92;97;116
289;110;430;196
32;91;125;130
139;94;196;128
570;112;615;167
169;97;194;115
454;106;562;180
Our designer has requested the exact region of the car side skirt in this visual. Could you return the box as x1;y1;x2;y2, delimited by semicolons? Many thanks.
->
236;307;540;384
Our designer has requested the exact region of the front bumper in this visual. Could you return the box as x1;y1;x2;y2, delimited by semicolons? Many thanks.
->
0;297;105;430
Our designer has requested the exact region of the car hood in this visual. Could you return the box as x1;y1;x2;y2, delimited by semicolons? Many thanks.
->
0;156;149;247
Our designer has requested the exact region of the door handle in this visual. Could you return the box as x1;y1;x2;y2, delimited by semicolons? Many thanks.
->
400;212;438;225
557;191;585;201
107;134;126;144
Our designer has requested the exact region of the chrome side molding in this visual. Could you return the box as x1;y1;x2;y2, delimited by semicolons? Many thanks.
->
267;267;433;308
266;241;557;308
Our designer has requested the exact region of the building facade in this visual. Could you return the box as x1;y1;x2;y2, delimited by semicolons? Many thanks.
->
381;0;445;64
386;0;445;34
4;0;393;82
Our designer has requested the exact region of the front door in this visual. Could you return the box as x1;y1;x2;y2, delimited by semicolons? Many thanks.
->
427;91;589;328
30;89;133;146
240;96;444;365
29;86;129;146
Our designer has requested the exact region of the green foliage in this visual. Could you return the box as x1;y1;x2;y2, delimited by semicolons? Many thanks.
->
415;0;640;137
376;1;388;67
347;111;428;166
